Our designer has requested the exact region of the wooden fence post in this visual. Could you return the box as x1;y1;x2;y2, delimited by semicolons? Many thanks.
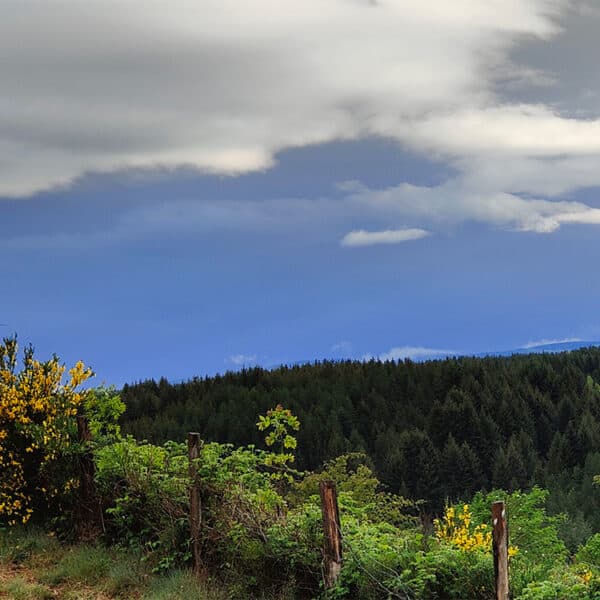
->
188;432;203;576
492;500;509;600
76;415;102;534
319;480;342;589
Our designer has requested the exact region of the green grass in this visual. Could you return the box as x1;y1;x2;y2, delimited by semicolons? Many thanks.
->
142;571;229;600
0;526;60;564
0;528;294;599
103;553;149;597
0;577;54;600
39;544;113;586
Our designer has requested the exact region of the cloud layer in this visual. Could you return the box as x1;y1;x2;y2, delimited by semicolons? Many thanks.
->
0;4;581;184
3;0;600;239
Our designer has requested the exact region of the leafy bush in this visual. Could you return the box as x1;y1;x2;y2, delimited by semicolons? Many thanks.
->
468;487;567;595
0;337;93;525
576;533;600;567
95;437;190;567
516;565;600;600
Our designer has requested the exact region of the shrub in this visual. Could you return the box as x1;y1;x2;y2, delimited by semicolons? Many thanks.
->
0;337;93;525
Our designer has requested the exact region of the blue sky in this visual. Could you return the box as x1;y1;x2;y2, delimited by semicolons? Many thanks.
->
2;1;600;385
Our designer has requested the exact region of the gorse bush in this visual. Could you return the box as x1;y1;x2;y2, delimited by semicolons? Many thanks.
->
434;504;493;552
0;337;93;525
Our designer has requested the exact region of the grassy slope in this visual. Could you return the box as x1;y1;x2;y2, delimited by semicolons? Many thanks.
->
0;528;232;600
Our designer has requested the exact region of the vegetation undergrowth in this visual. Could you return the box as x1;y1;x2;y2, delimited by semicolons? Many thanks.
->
3;336;600;598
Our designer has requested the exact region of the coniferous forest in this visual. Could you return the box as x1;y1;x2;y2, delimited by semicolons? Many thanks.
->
121;347;600;546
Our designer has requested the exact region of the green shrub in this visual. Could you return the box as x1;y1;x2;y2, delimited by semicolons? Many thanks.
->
468;487;567;595
576;533;600;567
516;566;600;599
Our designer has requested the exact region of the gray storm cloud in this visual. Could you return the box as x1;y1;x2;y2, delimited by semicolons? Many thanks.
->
2;0;600;236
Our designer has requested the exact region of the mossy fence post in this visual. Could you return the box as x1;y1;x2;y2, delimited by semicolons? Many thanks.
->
492;500;509;600
320;480;343;589
76;414;102;534
188;432;203;576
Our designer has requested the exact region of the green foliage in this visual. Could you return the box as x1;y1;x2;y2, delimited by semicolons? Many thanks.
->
396;542;494;599
294;453;379;502
293;452;418;527
257;404;301;482
95;436;190;568
516;566;600;600
469;487;568;595
576;533;600;567
120;348;600;521
83;385;125;440
9;347;600;599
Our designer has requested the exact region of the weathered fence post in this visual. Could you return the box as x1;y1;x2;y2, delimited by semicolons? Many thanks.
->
492;500;509;600
319;480;342;589
188;432;203;576
76;415;102;534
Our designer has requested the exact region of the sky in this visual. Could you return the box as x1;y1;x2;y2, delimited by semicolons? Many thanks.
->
2;0;600;385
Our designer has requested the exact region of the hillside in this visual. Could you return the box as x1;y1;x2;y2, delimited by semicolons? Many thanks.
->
3;336;600;599
121;346;600;541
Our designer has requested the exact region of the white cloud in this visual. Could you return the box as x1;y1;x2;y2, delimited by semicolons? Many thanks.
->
403;105;600;158
366;346;456;361
521;337;582;349
227;354;257;366
331;341;353;354
341;228;430;247
0;0;583;200
345;180;600;233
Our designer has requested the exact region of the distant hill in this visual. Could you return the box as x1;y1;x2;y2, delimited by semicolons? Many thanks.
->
284;341;600;367
476;340;600;358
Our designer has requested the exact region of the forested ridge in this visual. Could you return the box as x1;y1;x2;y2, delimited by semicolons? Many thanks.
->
121;347;600;541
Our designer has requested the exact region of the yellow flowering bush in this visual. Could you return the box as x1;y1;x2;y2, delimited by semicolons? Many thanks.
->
0;337;93;525
434;503;518;557
435;504;491;551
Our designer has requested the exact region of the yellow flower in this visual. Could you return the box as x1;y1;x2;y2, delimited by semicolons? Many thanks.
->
0;337;93;525
582;570;593;584
435;504;492;552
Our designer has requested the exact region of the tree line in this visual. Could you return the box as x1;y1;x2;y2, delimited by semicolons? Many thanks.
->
120;348;600;544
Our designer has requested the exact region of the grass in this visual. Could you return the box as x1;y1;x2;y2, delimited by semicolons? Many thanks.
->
103;556;149;597
143;571;229;599
0;527;292;599
0;577;54;600
40;545;113;586
0;526;60;565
